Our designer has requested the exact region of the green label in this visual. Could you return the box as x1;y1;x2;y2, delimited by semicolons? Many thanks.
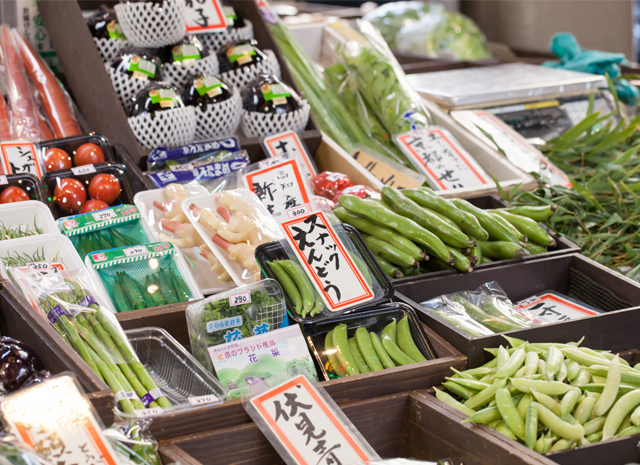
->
107;21;126;40
128;56;156;78
150;88;178;108
88;241;175;269
226;44;255;64
172;44;201;62
261;83;290;105
195;76;223;97
224;6;237;26
59;205;140;236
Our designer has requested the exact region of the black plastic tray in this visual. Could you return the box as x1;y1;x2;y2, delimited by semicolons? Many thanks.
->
41;162;135;219
255;224;393;324
303;302;437;381
0;174;47;204
40;133;115;175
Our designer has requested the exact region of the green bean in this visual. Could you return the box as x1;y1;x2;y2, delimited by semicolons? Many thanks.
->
593;355;621;417
362;234;419;268
511;378;571;395
370;332;395;369
574;395;597;424
450;198;518;243
447;247;473;272
478;241;525;260
435;388;476;417
324;331;345;378
584;416;606;436
494;210;556;247
602;389;640;440
560;387;582;418
468;244;481;265
546;346;564;378
525;402;538;449
397;315;426;362
332;324;359;376
464;378;507;410
524;352;539;377
531;389;562;416
496;345;526;379
496;388;525;439
533;402;585;440
355;328;383;371
443;381;474;400
268;261;302;315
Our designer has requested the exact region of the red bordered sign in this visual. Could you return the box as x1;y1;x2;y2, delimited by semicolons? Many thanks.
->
186;0;227;33
517;292;599;323
0;142;42;178
262;131;317;176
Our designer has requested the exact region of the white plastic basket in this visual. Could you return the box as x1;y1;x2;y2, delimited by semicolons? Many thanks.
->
219;49;281;91
241;100;310;138
106;64;152;112
163;54;220;89
199;20;254;52
193;90;242;141
114;0;186;48
93;37;128;63
0;201;58;238
128;106;197;150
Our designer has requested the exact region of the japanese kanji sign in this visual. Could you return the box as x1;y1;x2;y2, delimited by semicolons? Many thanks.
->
185;0;227;33
450;110;572;188
0;375;119;465
281;210;374;312
0;142;42;178
261;131;317;177
248;374;376;465
395;127;490;191
351;148;425;189
516;292;600;324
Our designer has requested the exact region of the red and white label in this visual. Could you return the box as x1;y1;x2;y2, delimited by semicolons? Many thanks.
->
0;142;41;178
186;0;227;33
71;164;96;176
229;291;251;306
91;252;107;262
262;131;316;177
516;293;599;323
249;375;375;465
281;210;374;312
396;127;490;191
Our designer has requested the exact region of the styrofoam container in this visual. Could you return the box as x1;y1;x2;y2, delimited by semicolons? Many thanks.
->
183;189;283;286
134;186;235;295
0;200;59;238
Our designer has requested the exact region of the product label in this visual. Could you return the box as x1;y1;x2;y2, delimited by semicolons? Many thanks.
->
148;158;249;188
17;262;64;277
71;164;96;175
168;162;195;172
148;136;239;164
172;44;201;63
261;83;290;106
188;394;220;406
261;131;316;177
107;21;126;40
395;127;490;191
281;210;374;312
128;56;156;80
516;293;600;323
133;407;164;418
351;147;425;189
195;76;224;97
227;44;255;65
123;245;147;257
229;291;251;306
149;89;178;109
140;388;164;407
223;6;237;26
0;142;42;178
115;390;139;403
91;209;117;222
255;0;278;25
186;0;227;32
207;315;243;333
58;204;139;236
88;241;175;269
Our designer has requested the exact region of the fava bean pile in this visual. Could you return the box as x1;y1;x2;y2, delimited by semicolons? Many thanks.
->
336;186;556;278
436;336;640;453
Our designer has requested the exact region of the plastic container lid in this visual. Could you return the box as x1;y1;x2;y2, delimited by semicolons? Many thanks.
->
39;133;115;174
0;174;47;203
0;200;58;238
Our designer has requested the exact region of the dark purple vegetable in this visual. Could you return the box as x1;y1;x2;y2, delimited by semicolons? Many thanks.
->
130;83;185;118
162;35;209;64
86;5;125;40
0;337;44;393
217;40;267;73
110;46;162;81
241;74;302;115
182;75;233;111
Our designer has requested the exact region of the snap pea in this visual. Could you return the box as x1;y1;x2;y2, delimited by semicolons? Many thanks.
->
593;355;621;417
573;368;592;386
455;297;521;333
531;389;562;416
370;332;395;369
496;388;525;439
562;347;610;366
332;324;359;376
588;365;640;385
525;401;538;449
397;315;426;362
464;378;507;410
462;405;502;424
586;431;603;443
556;362;568;383
374;255;403;278
348;337;370;373
355;327;383;371
447;247;473;273
517;393;532;420
443;381;475;400
548;439;575;452
493;209;556;247
496;346;509;370
502;205;557;222
496;345;526;379
534;436;547;454
446;377;490;391
574;395;597;424
546;346;564;378
280;260;315;316
324;331;345;378
560;387;582;418
602;389;640;440
478;241;525;260
524;352;539;377
490;212;527;242
382;320;397;345
584;416;606;436
615;425;640;438
463;366;495;377
268;261;302;314
566;360;581;381
450;198;518;243
451;367;476;381
435;388;476;417
533;402;585;440
362;234;419;268
381;333;415;366
495;421;518;441
632;404;640;426
511;378;571;395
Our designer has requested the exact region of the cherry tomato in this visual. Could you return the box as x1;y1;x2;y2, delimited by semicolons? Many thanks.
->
88;174;121;204
332;185;380;203
79;199;110;214
54;178;86;212
310;171;354;200
74;143;105;166
43;148;72;172
0;186;29;203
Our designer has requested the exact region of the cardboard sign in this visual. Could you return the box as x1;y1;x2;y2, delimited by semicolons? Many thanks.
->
0;142;42;178
395;127;490;191
351;147;425;189
186;0;227;33
516;292;600;323
262;131;317;177
248;374;375;465
281;210;374;312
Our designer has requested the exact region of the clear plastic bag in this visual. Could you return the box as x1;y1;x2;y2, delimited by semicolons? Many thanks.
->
146;136;240;171
0;433;51;465
105;420;162;465
362;1;438;50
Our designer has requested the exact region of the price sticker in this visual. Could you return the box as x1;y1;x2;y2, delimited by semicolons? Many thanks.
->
115;391;139;403
71;164;96;176
259;157;283;169
188;394;219;406
395;127;490;191
516;292;600;323
123;245;147;257
169;162;194;172
262;131;317;177
27;261;52;271
186;0;227;33
0;142;42;178
91;209;116;221
0;175;7;185
281;210;373;312
18;262;64;277
133;407;164;418
229;291;251;306
286;204;310;219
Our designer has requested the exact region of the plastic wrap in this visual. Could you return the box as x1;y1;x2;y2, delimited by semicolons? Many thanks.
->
0;433;52;465
0;200;57;240
105;421;162;465
146;136;240;171
8;266;174;417
362;1;437;50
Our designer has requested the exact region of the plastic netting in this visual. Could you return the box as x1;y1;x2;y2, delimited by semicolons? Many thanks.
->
240;100;310;137
199;20;254;52
219;49;281;91
193;89;243;141
115;0;186;48
163;53;220;89
93;37;129;63
128;106;197;149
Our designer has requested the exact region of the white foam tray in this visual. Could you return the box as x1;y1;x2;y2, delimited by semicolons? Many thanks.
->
0;200;59;238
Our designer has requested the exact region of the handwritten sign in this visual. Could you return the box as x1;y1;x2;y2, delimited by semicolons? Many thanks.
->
395;127;490;191
230;291;251;306
91;209;116;222
451;110;572;187
188;394;220;406
248;374;376;465
71;164;96;176
516;292;600;323
262;131;317;177
0;142;42;178
186;0;227;33
281;210;373;312
351;148;425;189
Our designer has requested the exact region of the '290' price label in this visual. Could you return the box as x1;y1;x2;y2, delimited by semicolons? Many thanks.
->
229;291;251;306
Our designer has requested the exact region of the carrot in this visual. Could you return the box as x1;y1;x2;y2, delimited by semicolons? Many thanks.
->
0;96;12;141
37;111;53;140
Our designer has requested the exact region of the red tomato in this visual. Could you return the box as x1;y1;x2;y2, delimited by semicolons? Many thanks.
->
54;178;86;212
310;171;354;200
88;174;121;204
43;148;72;172
79;199;110;214
332;185;380;203
0;186;29;203
74;143;105;166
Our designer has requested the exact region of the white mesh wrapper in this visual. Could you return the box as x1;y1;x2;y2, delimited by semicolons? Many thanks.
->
115;0;186;48
106;64;155;112
163;54;220;89
241;101;310;138
220;49;281;91
128;106;196;149
193;90;242;141
93;37;129;63
199;20;254;52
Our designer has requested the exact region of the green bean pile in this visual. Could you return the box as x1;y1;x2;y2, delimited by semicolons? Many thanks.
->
437;336;640;453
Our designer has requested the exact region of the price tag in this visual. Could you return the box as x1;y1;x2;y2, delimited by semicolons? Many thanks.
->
244;158;313;218
286;204;310;219
351;147;425;189
123;245;147;257
71;164;96;176
17;262;64;277
115;390;139;403
281;210;373;312
247;374;376;465
0;175;7;185
395;127;490;191
91;209;116;221
259;157;283;169
169;162;194;172
516;292;600;323
262;131;317;177
0;142;42;178
186;0;227;33
27;261;52;271
133;407;164;418
188;394;219;406
229;291;251;306
450;110;572;188
0;376;120;465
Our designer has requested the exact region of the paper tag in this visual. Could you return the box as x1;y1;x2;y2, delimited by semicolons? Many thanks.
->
0;175;7;185
133;407;164;418
286;204;310;219
516;292;600;323
351;147;425;189
244;158;313;218
0;142;42;178
169;162;195;172
71;164;96;176
123;245;147;257
1;376;120;465
114;390;139;403
395;127;490;191
255;0;278;24
91;209;116;222
17;262;64;277
188;394;219;406
281;210;374;312
148;136;239;164
230;291;251;306
262;131;317;177
186;0;227;33
450;110;572;187
248;374;375;465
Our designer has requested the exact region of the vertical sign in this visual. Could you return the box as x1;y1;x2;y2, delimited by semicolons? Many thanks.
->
0;142;42;178
186;0;227;33
262;131;317;177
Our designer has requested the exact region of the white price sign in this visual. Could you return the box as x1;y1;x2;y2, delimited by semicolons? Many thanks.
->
91;209;116;221
186;0;227;33
123;245;147;257
286;204;310;219
229;291;251;306
262;131;317;176
281;210;374;312
169;162;194;172
188;394;219;406
71;164;96;176
0;142;42;178
516;292;600;323
133;407;164;418
395;127;490;191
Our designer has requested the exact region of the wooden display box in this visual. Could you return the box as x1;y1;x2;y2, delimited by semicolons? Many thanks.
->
39;0;322;166
158;390;552;465
395;253;640;367
0;280;114;424
115;303;466;440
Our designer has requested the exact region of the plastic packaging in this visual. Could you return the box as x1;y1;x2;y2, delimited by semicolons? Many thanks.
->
105;421;162;465
58;204;153;259
134;183;235;294
219;48;282;91
0;174;46;202
0;433;51;465
362;1;436;50
84;241;203;313
304;303;435;380
146;135;240;171
186;278;288;372
39;133;115;171
184;189;283;285
0;200;57;240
